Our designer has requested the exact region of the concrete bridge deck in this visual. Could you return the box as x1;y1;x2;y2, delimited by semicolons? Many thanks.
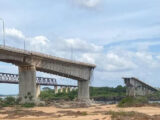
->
0;45;95;81
0;45;96;103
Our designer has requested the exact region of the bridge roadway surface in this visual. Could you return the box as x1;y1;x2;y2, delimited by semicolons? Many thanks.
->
0;72;77;87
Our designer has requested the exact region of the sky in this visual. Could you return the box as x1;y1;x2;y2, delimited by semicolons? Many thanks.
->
0;0;160;94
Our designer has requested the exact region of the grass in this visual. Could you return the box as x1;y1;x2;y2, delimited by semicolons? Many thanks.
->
0;96;20;107
80;111;88;116
118;96;148;107
0;97;35;108
106;111;137;117
105;111;153;120
21;103;35;108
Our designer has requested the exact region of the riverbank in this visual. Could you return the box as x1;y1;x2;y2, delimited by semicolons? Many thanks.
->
1;102;160;120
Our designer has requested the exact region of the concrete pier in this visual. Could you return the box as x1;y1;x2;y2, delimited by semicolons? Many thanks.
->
19;65;37;103
78;80;89;101
69;87;73;92
60;87;63;93
36;85;41;98
65;87;68;93
54;86;58;94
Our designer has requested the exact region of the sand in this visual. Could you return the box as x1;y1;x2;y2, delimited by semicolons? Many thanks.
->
1;104;160;120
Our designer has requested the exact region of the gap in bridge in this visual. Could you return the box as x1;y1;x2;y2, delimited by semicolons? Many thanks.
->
0;62;77;96
37;71;78;90
0;62;18;95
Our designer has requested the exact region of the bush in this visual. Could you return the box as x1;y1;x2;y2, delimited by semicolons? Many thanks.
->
21;103;35;108
39;89;78;101
0;96;19;107
147;91;160;101
106;111;137;118
118;96;148;107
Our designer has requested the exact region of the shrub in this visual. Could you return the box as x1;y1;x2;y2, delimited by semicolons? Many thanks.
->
21;103;35;108
0;96;20;107
118;96;148;107
39;89;78;101
106;111;136;118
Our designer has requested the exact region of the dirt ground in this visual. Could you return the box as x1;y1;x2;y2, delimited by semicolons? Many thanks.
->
1;103;160;120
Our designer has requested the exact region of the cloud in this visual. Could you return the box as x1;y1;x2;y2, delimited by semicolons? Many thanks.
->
5;28;48;51
5;28;103;58
71;0;101;8
80;52;137;72
62;38;103;52
5;28;25;39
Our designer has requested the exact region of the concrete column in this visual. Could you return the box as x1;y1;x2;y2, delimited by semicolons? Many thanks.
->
60;87;63;93
54;86;58;94
19;65;37;103
65;87;68;93
36;84;41;98
69;87;73;92
74;87;77;91
78;80;89;101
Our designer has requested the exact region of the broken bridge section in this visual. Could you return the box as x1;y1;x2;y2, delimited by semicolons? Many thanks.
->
123;77;158;96
0;46;96;103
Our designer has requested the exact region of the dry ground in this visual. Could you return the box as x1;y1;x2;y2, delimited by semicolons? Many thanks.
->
1;102;160;120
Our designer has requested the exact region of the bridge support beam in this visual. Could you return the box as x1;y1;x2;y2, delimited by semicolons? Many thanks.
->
19;65;38;103
78;80;89;102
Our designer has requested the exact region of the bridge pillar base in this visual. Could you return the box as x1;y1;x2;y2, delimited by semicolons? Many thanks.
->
19;65;38;103
78;80;90;102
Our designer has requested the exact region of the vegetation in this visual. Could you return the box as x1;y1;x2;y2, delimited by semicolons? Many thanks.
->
0;96;35;108
106;111;138;118
39;85;126;102
118;96;148;107
21;103;35;108
147;91;160;101
90;85;126;100
39;88;78;101
105;111;153;120
0;96;19;107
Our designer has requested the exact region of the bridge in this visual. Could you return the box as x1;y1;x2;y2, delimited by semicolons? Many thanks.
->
0;46;96;103
123;77;158;96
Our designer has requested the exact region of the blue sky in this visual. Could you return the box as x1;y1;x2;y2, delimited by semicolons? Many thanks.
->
0;0;160;94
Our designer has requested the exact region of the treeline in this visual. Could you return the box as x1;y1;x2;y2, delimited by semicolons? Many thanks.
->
39;85;126;101
90;85;126;101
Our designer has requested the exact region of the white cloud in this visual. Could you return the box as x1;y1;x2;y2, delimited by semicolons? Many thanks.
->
54;38;103;53
5;28;25;39
80;52;137;72
65;38;103;52
5;28;49;51
71;0;101;8
30;36;48;46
